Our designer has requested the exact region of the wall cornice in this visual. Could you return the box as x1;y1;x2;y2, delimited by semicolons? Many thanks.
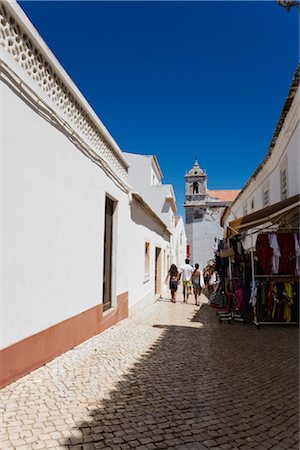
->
222;64;300;223
1;59;130;193
132;192;171;237
0;0;129;183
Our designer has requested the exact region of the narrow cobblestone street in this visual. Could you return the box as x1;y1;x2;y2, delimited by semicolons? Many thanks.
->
1;292;299;450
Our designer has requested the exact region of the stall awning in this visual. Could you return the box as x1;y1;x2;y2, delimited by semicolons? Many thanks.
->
227;194;300;236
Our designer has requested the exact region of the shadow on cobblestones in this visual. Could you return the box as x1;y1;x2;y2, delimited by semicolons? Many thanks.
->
63;304;299;450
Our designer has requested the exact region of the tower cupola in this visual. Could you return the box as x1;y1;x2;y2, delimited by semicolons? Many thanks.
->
185;159;207;198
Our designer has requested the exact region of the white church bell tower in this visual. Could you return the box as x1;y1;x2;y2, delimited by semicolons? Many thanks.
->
184;159;230;269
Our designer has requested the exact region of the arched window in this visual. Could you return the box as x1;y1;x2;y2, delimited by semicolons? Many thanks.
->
193;181;199;193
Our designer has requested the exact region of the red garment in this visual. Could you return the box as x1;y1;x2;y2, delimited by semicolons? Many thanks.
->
278;233;296;275
256;234;272;275
235;288;245;312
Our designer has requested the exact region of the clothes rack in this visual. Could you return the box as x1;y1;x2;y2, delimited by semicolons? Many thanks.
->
250;230;299;329
217;277;244;324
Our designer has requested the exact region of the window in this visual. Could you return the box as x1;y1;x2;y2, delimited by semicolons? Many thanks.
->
243;203;248;216
280;167;287;200
144;242;150;279
262;187;269;207
251;197;255;210
194;211;203;220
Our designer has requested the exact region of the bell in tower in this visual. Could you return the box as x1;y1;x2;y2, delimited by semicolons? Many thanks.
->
185;159;207;199
184;158;239;268
184;159;209;266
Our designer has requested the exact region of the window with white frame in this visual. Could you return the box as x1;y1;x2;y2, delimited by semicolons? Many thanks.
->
262;187;269;207
280;167;287;200
243;203;248;216
251;197;255;210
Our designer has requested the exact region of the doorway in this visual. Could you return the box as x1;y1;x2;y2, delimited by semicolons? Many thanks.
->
155;247;162;295
103;196;114;311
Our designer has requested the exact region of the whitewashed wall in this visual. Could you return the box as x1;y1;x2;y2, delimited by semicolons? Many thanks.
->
128;200;170;315
0;0;133;350
223;85;300;227
124;153;176;231
1;81;130;348
124;153;162;188
173;217;187;268
186;207;225;269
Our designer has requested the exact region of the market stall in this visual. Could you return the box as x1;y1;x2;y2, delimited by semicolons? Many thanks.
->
224;195;300;328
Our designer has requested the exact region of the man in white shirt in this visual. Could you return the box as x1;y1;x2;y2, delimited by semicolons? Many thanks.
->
180;259;194;302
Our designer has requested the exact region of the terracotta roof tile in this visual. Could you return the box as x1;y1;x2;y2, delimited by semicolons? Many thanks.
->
208;190;241;202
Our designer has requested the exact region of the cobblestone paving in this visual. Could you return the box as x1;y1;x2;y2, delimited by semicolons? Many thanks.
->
1;292;299;450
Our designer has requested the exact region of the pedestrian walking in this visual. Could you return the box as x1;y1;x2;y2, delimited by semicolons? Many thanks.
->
180;258;194;302
191;263;205;306
165;264;180;303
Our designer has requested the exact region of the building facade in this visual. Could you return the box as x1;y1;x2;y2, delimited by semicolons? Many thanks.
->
124;152;186;299
184;160;239;268
173;216;188;270
0;0;133;388
0;1;183;387
221;64;300;247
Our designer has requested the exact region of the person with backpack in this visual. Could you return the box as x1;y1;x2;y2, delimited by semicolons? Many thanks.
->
191;263;205;306
165;264;180;303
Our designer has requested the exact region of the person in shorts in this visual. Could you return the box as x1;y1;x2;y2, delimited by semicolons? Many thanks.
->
165;264;180;303
191;263;204;306
180;259;194;302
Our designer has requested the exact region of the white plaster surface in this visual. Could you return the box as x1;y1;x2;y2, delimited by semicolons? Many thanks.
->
128;199;170;316
0;0;186;360
1;82;129;348
186;208;225;269
222;86;300;238
173;216;187;268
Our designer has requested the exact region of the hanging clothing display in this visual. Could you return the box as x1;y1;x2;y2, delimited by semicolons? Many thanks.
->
277;233;296;275
268;232;281;274
294;233;300;276
256;233;273;275
256;231;299;276
255;280;298;323
209;229;299;327
252;229;299;327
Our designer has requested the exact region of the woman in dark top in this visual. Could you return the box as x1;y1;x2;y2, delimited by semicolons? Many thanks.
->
191;263;203;306
165;264;180;303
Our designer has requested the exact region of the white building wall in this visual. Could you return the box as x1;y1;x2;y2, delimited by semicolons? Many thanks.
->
124;153;176;231
287;123;300;197
2;81;130;348
125;153;159;191
1;0;185;387
226;120;299;225
173;217;187;269
222;78;300;247
150;162;161;186
128;201;170;315
186;207;225;269
124;152;181;296
145;186;175;231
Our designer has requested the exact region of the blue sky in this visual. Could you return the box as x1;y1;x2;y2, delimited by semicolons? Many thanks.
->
19;1;299;218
